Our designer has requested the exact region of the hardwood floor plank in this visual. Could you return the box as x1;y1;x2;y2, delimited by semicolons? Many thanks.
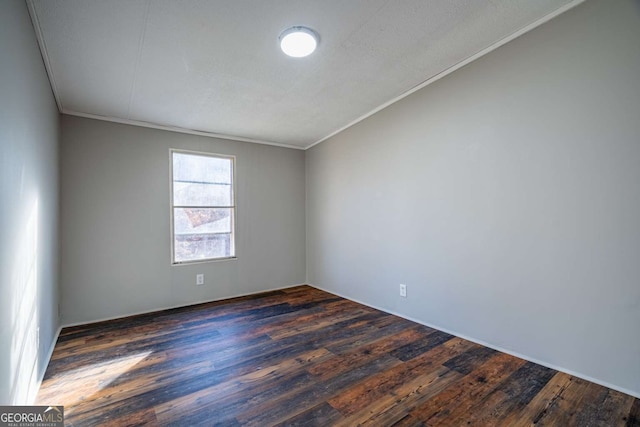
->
391;414;426;427
265;306;376;340
627;398;640;427
328;337;475;416
333;366;462;427
36;285;638;426
411;352;526;425
97;407;159;427
504;372;574;426
460;361;556;425
570;382;613;427
306;327;427;380
389;330;455;362
534;376;592;426
600;390;636;427
235;354;403;426
271;402;344;426
322;313;415;355
441;345;497;374
154;349;332;425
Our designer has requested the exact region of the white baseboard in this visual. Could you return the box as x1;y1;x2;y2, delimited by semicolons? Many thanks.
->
308;283;640;400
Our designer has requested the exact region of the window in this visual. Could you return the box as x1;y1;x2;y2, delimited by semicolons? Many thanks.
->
170;150;235;264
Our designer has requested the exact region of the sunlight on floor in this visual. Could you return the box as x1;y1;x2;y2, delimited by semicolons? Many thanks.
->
37;350;152;408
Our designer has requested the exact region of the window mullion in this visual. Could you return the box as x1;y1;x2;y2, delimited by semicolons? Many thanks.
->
173;205;235;209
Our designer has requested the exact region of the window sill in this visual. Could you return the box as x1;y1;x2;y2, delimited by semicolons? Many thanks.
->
172;256;238;266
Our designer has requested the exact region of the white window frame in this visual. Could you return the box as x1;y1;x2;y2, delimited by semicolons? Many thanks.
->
170;148;237;265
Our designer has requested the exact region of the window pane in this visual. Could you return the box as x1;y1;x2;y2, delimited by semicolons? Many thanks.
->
174;181;231;206
173;152;232;184
172;152;233;206
174;208;232;235
173;207;235;262
174;233;233;262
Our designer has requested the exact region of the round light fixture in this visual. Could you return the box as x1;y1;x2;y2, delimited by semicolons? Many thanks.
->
279;26;318;58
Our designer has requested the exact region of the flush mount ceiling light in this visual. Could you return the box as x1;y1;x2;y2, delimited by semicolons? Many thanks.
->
279;26;319;58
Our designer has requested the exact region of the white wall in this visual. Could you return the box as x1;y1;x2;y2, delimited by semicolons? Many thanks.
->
60;116;306;325
306;0;640;396
0;0;60;405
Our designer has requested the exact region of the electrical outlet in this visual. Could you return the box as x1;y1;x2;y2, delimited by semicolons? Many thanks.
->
400;284;407;297
196;274;204;286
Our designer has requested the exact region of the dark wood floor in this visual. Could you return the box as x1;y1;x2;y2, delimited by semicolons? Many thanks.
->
37;285;638;426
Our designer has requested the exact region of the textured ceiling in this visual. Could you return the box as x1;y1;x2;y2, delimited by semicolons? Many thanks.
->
29;0;578;149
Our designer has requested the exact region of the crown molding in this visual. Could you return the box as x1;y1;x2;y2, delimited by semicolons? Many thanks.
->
62;110;306;150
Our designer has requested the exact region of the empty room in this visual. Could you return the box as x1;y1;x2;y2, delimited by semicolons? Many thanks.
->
1;0;639;425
